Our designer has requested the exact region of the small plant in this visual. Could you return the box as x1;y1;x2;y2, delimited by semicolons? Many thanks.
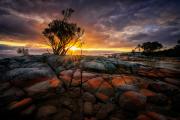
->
17;47;29;56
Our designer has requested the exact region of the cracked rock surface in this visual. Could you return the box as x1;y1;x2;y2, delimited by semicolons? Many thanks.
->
0;54;180;120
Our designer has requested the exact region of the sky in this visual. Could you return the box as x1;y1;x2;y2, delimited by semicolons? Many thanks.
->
0;0;180;55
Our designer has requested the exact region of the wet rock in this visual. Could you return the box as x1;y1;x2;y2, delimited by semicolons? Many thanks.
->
37;105;57;118
83;92;96;103
119;91;146;111
84;102;93;115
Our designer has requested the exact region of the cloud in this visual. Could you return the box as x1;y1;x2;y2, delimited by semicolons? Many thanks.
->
0;0;180;50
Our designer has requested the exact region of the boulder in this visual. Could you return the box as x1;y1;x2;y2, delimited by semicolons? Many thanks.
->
148;82;179;96
119;91;146;111
21;105;36;116
172;93;180;112
6;67;55;87
26;79;61;95
83;77;103;92
164;78;180;87
8;98;32;110
83;92;96;103
84;102;93;115
37;105;57;118
83;61;106;72
148;93;168;105
96;103;114;119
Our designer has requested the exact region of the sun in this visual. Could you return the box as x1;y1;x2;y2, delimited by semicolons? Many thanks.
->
70;46;79;51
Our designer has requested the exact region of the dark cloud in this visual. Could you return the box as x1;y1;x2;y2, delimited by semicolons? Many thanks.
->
0;44;17;50
0;0;180;49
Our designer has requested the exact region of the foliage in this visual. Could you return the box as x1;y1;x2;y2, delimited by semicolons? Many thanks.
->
17;47;29;56
43;8;84;55
141;41;163;53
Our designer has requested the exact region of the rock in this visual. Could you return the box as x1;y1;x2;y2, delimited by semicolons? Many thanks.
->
96;81;114;98
140;89;156;97
6;67;55;87
148;93;168;105
148;82;179;96
37;105;57;118
21;105;36;116
119;91;146;111
73;70;97;81
83;92;96;103
110;117;121;120
83;77;103;92
84;117;97;120
145;112;167;120
83;61;106;72
164;78;180;86
0;87;25;104
95;92;110;102
0;82;10;92
59;70;74;85
172;93;180;112
54;108;72;120
96;103;114;119
138;67;180;78
84;102;93;115
26;79;61;95
55;66;65;74
111;76;126;87
104;62;117;73
116;85;139;93
136;114;152;120
8;98;32;110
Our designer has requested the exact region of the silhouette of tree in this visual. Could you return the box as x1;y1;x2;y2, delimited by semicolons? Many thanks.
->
43;8;84;55
17;47;29;56
177;39;180;44
141;41;163;53
134;44;141;52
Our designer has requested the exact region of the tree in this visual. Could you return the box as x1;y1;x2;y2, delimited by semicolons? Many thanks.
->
17;47;29;56
134;44;141;52
43;8;84;55
141;41;163;53
177;39;180;44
